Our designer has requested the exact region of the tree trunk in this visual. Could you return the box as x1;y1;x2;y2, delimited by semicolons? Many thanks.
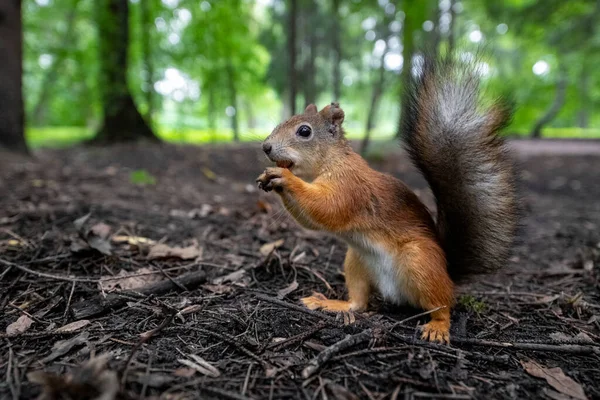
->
94;0;157;144
226;64;239;141
140;0;154;124
531;67;567;138
360;56;387;155
331;0;341;102
395;10;415;138
245;100;256;130
287;0;298;116
303;1;317;107
577;62;590;128
0;0;27;153
31;0;80;126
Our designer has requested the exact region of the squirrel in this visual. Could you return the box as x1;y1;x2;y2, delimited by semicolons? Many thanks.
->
256;56;518;344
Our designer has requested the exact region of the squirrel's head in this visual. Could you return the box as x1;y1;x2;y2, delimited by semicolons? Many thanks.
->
262;103;346;180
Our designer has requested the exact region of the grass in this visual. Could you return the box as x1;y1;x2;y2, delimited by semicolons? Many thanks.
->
26;126;600;149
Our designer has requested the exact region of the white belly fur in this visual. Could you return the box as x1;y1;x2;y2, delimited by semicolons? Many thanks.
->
342;233;410;304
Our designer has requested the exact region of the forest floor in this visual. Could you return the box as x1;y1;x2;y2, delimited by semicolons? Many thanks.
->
1;139;599;400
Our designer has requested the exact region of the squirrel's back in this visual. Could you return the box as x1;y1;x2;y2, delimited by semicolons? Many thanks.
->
400;55;518;282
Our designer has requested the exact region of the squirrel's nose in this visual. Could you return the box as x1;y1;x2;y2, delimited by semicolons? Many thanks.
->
262;143;272;155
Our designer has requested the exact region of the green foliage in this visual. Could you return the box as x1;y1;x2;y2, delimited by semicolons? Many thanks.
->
129;169;157;186
458;295;487;314
21;0;600;147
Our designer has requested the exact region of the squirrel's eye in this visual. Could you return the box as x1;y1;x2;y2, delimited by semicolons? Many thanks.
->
296;125;312;138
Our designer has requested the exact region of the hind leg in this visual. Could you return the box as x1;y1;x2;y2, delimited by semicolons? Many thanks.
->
301;248;371;312
400;241;455;344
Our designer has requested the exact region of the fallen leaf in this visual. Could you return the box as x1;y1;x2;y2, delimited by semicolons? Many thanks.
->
173;367;196;378
90;223;111;239
101;267;163;291
6;315;34;336
202;284;234;294
43;332;90;363
277;280;299;299
73;213;91;231
178;304;203;315
260;239;285;256
521;360;588;400
178;355;220;377
87;235;112;255
201;167;217;181
148;243;201;260
111;235;155;246
535;294;561;304
212;269;246;285
55;320;91;333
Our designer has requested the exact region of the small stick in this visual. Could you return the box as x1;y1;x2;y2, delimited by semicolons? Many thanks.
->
254;293;336;322
451;337;600;355
190;327;272;371
267;321;328;350
390;306;446;329
302;329;374;378
0;258;98;283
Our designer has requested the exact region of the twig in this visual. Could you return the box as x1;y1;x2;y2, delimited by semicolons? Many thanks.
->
254;293;336;322
71;270;207;319
390;306;446;329
302;329;374;378
266;321;328;351
0;258;98;283
451;337;600;355
190;327;272;371
121;313;176;386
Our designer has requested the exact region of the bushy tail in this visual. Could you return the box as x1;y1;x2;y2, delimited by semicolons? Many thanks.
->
400;55;518;282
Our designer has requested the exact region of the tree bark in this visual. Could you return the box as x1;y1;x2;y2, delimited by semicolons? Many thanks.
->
331;0;341;102
0;0;27;153
94;0;157;144
140;0;155;124
395;10;415;138
448;0;456;53
360;53;388;155
531;67;567;138
287;0;298;116
303;0;317;107
226;64;239;141
31;0;80;126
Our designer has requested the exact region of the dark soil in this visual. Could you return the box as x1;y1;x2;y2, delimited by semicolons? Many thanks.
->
1;140;599;400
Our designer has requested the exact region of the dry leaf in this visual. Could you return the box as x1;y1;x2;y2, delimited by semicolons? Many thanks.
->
277;280;299;299
90;223;111;239
202;284;234;294
111;235;155;246
55;320;91;333
177;356;220;377
212;269;246;285
521;360;588;400
201;167;217;181
6;315;33;336
178;305;203;315
260;239;285;256
43;332;90;363
148;243;201;260
101;267;163;291
173;368;196;378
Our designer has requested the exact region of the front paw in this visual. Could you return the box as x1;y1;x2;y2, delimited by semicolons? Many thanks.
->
256;167;286;192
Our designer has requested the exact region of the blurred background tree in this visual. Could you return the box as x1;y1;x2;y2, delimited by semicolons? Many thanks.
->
1;0;598;152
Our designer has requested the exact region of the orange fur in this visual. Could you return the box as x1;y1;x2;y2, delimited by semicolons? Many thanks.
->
257;120;455;343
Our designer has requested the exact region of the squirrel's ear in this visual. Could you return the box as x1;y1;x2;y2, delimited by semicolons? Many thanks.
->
320;102;345;135
304;104;318;115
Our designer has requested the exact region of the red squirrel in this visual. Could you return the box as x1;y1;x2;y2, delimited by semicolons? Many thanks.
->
256;57;517;343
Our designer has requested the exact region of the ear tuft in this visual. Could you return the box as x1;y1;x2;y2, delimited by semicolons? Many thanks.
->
304;104;318;115
319;103;345;134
